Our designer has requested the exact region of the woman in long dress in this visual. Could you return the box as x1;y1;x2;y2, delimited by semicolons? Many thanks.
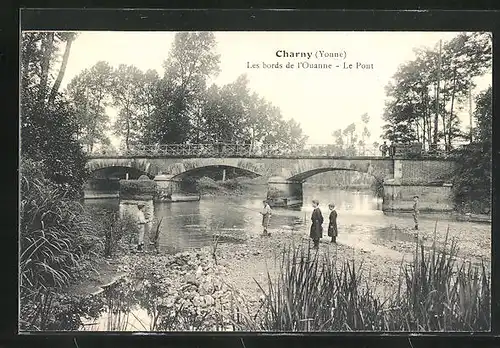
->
328;203;338;243
310;199;324;249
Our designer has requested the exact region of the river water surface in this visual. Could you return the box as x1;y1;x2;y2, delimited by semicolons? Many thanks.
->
84;185;490;256
81;184;491;331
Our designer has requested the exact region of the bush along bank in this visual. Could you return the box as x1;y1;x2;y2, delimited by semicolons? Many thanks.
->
19;158;106;330
80;224;490;332
19;158;151;331
196;176;266;197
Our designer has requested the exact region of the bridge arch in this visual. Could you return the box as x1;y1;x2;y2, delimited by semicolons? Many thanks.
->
86;158;160;178
286;167;383;183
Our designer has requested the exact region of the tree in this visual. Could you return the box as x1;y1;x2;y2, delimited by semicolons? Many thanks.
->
452;86;491;214
474;86;492;142
382;33;492;150
217;74;252;143
21;32;88;196
66;61;114;152
342;123;357;154
146;32;221;144
246;93;273;151
360;113;371;155
137;69;161;143
440;32;492;148
111;64;148;150
283;119;308;153
332;129;344;151
48;33;77;104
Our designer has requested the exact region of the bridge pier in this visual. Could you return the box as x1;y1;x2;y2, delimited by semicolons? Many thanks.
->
153;174;182;200
267;176;304;208
153;174;200;202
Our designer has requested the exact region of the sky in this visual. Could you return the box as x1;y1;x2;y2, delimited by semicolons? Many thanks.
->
57;31;492;148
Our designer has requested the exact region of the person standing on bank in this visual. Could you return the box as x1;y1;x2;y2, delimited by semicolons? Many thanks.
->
412;195;419;230
261;200;272;236
328;203;338;243
310;200;324;249
136;203;151;251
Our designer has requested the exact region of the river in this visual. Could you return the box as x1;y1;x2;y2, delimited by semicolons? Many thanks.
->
80;184;491;331
83;184;490;256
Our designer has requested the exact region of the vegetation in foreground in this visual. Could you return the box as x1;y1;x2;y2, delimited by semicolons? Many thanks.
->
71;229;490;332
231;232;490;331
19;158;139;331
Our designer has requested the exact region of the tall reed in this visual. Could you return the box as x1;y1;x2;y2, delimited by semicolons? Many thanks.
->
20;159;104;330
231;226;490;332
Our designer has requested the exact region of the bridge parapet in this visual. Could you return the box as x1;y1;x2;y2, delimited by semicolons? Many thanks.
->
85;143;380;158
85;143;463;160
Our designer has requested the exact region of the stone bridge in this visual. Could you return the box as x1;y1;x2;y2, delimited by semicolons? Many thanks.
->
86;155;457;212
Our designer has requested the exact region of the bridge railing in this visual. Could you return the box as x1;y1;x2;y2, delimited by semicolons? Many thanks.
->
84;142;465;158
85;143;381;157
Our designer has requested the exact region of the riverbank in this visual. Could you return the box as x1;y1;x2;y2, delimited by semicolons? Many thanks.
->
197;176;377;197
67;211;491;331
197;176;266;197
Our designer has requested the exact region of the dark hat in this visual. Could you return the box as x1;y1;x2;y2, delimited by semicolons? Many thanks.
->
413;195;419;199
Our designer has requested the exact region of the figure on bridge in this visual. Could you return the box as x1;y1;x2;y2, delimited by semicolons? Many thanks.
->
260;200;272;236
328;203;338;244
379;141;389;157
310;200;324;249
412;195;419;230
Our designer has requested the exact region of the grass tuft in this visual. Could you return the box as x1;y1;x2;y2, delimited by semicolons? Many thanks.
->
231;225;490;332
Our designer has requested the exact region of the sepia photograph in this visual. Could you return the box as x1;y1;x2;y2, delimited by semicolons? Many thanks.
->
19;30;492;332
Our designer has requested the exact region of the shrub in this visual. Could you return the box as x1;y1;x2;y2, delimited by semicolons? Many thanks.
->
394;233;490;331
19;158;104;330
119;179;157;199
88;208;138;257
196;177;219;193
267;187;281;200
20;97;89;198
370;179;384;198
219;178;243;191
20;158;103;291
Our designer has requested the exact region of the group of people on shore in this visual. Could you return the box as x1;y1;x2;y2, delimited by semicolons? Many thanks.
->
134;194;419;252
260;195;419;248
260;199;338;249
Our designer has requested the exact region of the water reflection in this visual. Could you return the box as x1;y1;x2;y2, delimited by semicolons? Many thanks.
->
376;226;418;243
84;186;385;254
81;279;152;331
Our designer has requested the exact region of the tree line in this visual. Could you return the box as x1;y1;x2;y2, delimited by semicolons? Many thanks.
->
379;32;492;213
65;32;308;154
382;32;492;149
21;32;87;196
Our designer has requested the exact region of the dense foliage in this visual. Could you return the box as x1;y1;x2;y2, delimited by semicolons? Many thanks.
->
20;32;137;330
19;158;104;330
21;32;89;197
451;86;492;214
64;32;308;152
382;32;491;149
